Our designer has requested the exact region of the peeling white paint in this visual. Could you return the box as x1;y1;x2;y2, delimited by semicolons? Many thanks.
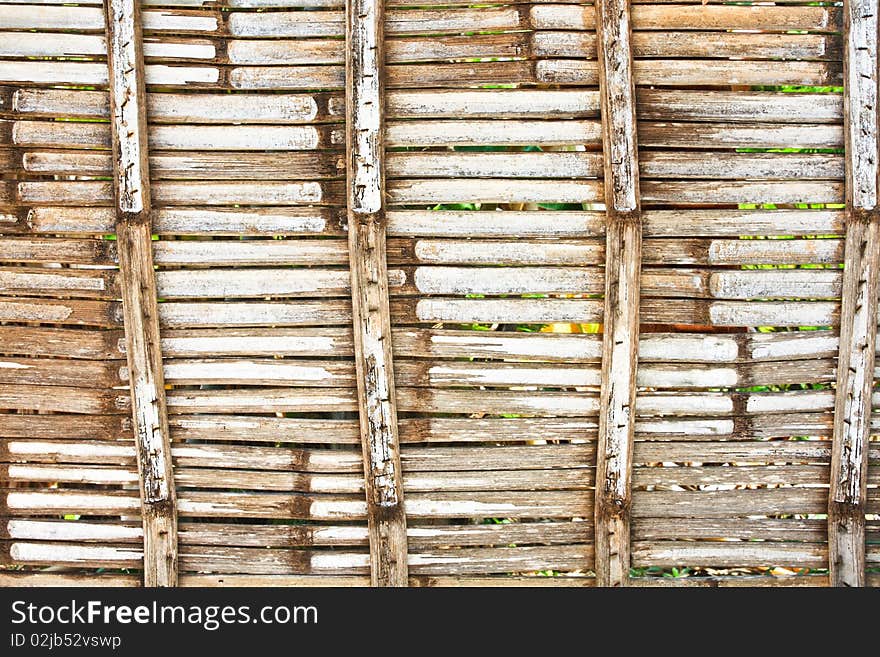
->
639;395;734;415
404;499;521;516
7;465;136;484
639;366;738;389
637;419;735;436
429;332;599;359
6;519;141;542
309;552;370;570
745;390;834;413
7;441;132;458
6;492;138;511
10;542;142;564
309;500;368;519
639;335;738;362
312;526;369;542
749;333;838;360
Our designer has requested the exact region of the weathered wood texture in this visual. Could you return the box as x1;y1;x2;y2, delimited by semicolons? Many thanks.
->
346;0;408;587
2;0;878;588
828;0;880;588
594;0;642;588
105;0;177;587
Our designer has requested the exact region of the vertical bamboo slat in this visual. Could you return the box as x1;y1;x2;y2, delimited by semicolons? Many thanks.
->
828;0;879;588
1;0;877;589
346;0;409;587
105;0;178;587
594;0;643;587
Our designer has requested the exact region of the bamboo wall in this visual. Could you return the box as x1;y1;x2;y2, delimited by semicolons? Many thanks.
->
0;0;877;587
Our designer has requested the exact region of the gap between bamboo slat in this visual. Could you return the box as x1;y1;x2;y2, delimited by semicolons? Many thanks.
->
594;0;642;587
828;0;879;588
346;0;408;587
104;0;177;587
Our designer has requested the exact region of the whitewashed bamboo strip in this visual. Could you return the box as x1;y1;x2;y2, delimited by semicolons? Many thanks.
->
381;210;841;239
0;352;866;391
532;30;839;60
631;488;828;519
14;149;608;180
0;32;216;58
0;177;853;207
5;88;842;124
7;207;344;236
105;0;177;588
635;89;842;124
157;301;352;327
0;4;831;37
0;61;219;86
0;464;591;494
530;4;839;32
1;295;872;329
229;8;523;38
153;268;365;299
10;121;343;150
388;179;602;204
386;152;602;179
538;59;840;88
152;240;347;266
640;180;843;205
7;117;842;150
0;489;590;520
632;542;827;569
14;180;341;206
0;5;219;31
7;88;343;123
385;120;602;147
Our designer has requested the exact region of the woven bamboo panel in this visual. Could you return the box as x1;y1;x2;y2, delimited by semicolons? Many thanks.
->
0;0;877;587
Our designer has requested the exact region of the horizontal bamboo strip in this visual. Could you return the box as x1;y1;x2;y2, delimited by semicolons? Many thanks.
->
4;572;839;588
531;5;841;32
2;295;873;328
632;464;830;487
4;410;875;443
109;327;853;365
539;59;840;88
0;488;592;519
0;5;833;37
0;59;843;89
4;118;844;151
0;441;592;473
5;462;854;491
1;207;346;235
632;517;827;542
0;178;854;206
631;488;829;517
0;541;591;575
633;441;842;464
0;463;593;492
7;120;343;150
533;30;840;60
2;88;843;125
19;150;344;180
631;542;827;568
58;355;861;389
158;387;880;417
10;149;847;186
0;518;590;549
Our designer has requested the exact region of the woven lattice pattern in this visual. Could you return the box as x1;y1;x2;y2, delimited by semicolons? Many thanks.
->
0;0;877;587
